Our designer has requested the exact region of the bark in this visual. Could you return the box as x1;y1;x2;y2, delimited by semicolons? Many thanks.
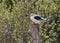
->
30;23;40;43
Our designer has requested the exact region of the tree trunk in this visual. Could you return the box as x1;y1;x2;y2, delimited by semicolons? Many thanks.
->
30;23;40;43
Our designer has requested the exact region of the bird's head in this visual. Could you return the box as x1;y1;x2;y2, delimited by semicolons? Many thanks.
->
25;13;35;17
30;13;35;17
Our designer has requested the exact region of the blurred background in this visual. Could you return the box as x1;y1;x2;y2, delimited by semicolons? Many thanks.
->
0;0;60;43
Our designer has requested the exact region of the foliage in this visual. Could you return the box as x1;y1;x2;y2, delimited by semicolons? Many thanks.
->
0;0;60;43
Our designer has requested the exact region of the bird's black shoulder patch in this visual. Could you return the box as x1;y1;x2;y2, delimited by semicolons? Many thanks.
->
34;16;43;20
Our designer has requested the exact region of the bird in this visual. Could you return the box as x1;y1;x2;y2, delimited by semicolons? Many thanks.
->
30;13;47;24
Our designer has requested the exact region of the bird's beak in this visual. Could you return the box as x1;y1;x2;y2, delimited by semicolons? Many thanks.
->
25;14;29;16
